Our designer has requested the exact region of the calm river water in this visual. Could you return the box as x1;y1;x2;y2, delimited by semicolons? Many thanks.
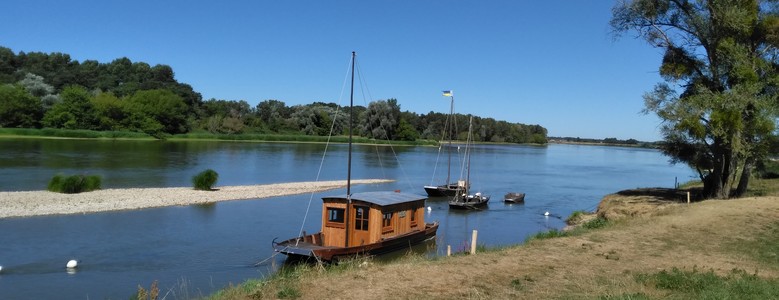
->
0;139;694;299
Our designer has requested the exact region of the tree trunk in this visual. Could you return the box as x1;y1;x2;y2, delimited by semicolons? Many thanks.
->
703;151;734;199
734;159;752;197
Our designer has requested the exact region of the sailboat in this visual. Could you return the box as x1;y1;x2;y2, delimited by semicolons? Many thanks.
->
423;91;469;197
272;52;439;262
448;116;489;209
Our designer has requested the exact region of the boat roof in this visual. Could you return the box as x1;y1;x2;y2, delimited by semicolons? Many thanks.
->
323;191;426;206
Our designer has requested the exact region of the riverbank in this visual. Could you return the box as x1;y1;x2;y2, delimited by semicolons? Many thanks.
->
214;189;779;299
0;128;439;146
0;179;392;219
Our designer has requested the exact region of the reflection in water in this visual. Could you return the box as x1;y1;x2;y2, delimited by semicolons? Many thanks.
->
0;141;695;299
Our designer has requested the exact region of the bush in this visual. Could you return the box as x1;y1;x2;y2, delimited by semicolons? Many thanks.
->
47;174;102;193
582;217;609;230
192;169;219;191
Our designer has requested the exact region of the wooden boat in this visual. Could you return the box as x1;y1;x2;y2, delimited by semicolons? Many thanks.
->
273;192;439;261
424;91;469;197
273;52;439;262
448;117;489;210
503;192;525;203
423;181;467;197
449;192;490;209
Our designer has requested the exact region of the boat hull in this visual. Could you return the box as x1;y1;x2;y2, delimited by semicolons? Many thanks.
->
448;195;489;209
503;192;525;203
273;222;439;261
424;183;467;197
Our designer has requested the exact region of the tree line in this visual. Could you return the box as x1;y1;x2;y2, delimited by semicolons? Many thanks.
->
0;46;547;143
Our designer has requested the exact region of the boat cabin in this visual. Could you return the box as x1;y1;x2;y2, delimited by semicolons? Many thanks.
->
320;191;427;247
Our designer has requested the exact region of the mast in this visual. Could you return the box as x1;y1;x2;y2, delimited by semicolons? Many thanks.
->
466;116;473;192
344;51;355;247
446;93;454;185
347;51;355;196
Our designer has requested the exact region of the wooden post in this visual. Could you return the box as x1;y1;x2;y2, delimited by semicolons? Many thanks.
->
687;191;690;204
470;230;478;255
447;245;451;256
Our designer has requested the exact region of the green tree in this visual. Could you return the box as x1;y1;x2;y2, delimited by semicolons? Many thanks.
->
0;84;42;127
256;99;292;132
126;89;189;135
42;85;96;129
92;92;127;131
362;99;401;140
612;0;779;198
394;118;419;141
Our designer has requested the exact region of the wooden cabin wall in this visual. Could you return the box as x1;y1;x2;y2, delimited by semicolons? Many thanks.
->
321;202;347;247
377;202;425;240
368;206;383;243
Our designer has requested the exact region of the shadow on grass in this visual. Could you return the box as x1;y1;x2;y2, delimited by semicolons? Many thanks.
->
616;187;704;203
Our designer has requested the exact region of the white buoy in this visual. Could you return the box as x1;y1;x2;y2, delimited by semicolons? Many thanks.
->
544;211;550;216
427;206;432;212
0;265;3;273
66;259;78;269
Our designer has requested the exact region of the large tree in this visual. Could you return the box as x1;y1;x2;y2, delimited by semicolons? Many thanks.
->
612;0;779;198
0;84;42;128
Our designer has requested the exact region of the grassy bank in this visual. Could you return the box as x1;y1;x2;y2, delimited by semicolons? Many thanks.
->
0;127;154;139
210;183;779;299
0;128;438;146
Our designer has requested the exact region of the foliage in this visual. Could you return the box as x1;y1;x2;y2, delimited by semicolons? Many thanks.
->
126;89;189;136
47;174;102;194
611;1;779;198
582;217;609;230
635;268;779;299
192;169;219;191
361;98;401;139
18;73;55;98
0;46;548;145
42;85;97;130
0;84;42;128
565;210;588;225
394;118;420;141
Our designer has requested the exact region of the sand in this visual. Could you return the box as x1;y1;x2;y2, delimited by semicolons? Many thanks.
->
0;179;393;219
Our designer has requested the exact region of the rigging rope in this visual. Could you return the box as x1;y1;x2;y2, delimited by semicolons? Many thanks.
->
294;54;354;242
353;59;416;192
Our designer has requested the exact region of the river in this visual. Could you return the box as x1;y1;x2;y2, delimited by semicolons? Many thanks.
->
0;139;694;299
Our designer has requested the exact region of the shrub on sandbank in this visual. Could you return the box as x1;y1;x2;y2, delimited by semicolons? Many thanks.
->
192;169;219;191
47;174;102;193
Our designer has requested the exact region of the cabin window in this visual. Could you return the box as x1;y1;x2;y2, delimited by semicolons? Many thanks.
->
410;207;418;227
326;207;345;228
354;206;369;231
382;212;393;233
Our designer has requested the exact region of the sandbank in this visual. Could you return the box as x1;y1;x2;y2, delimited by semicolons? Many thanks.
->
0;179;393;219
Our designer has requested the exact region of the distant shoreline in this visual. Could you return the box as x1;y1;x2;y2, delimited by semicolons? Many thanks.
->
0;179;393;219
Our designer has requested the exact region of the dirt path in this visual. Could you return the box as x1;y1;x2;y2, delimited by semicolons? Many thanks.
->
0;179;393;219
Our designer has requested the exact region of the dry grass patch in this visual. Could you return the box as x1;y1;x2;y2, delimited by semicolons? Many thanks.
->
212;193;779;299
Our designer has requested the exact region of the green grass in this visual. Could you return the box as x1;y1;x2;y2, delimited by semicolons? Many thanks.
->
582;217;610;230
634;267;779;299
565;210;588;224
525;229;569;242
47;174;102;194
526;217;611;243
0;127;154;139
0;127;440;145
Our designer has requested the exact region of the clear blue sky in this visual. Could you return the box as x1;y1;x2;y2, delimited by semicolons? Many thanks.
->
2;1;666;141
